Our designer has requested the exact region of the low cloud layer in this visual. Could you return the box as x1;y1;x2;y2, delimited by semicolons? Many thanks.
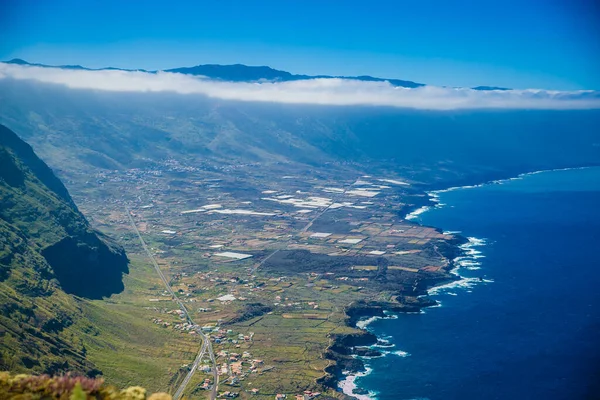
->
1;63;599;110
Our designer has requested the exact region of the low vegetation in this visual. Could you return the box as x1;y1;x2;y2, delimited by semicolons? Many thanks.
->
0;372;172;400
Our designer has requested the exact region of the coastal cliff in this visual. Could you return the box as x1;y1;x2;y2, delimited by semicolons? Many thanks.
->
316;215;471;397
318;296;440;394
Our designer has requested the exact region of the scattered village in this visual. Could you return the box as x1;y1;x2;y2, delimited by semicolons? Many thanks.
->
72;158;457;399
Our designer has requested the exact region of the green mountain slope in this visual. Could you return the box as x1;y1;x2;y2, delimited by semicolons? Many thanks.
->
0;124;128;374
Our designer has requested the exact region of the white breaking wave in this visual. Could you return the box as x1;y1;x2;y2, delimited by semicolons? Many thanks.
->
428;237;493;295
371;342;395;349
356;316;381;330
405;206;431;220
339;367;378;400
391;350;410;357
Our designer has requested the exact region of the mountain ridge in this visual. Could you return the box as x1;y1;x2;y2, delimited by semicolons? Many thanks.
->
3;58;509;90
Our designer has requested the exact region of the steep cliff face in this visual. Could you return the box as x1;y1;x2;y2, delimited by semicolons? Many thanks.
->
0;124;128;374
41;232;127;299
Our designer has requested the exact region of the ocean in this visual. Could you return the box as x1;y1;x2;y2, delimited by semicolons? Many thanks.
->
342;167;600;400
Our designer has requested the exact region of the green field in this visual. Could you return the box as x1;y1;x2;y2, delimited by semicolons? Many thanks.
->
76;256;202;394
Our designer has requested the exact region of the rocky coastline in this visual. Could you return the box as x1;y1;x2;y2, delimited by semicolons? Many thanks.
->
316;188;473;398
318;294;443;395
317;246;468;398
316;168;547;397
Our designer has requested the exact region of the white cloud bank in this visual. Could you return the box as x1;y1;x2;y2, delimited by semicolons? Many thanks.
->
1;63;599;110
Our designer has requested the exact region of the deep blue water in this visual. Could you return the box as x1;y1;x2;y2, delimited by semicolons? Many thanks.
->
355;167;600;400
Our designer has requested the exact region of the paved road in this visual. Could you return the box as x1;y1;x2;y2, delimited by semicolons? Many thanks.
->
173;338;218;400
127;181;355;397
126;208;218;400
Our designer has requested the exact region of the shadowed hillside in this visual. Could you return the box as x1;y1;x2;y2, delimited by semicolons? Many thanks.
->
0;124;128;374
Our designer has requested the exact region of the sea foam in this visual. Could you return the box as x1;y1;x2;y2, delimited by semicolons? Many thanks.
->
405;205;430;220
339;367;378;400
356;316;381;330
391;350;410;357
428;237;493;295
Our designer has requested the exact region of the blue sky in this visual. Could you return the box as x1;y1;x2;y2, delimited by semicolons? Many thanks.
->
1;0;599;89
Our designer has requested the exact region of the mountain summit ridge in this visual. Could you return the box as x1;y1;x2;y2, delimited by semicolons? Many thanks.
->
4;58;509;90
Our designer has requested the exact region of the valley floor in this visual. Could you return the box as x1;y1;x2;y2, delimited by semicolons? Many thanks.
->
68;160;463;399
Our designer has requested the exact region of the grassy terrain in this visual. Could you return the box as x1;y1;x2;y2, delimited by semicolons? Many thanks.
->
87;224;363;399
154;256;372;399
76;256;202;393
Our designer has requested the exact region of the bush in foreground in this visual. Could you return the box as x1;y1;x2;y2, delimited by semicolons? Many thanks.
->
0;372;172;399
